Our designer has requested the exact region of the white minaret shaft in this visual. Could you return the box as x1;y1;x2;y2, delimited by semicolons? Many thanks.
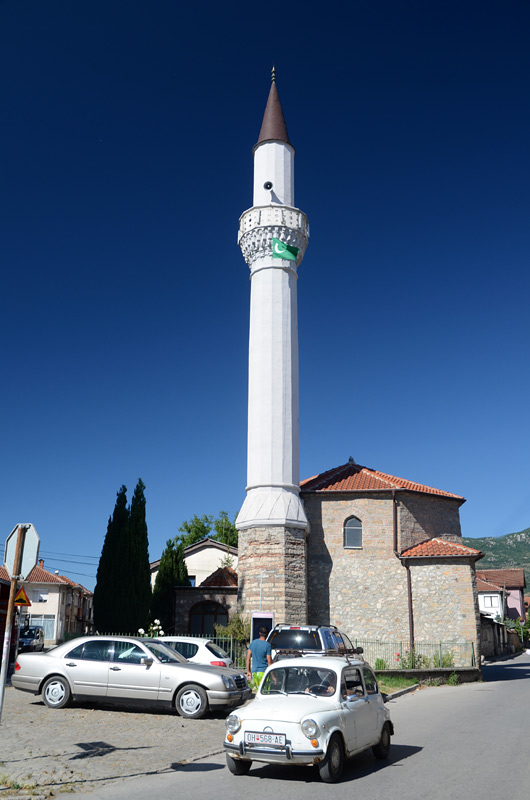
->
236;77;309;531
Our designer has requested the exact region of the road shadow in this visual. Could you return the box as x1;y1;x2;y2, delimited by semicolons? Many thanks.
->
169;761;225;772
482;655;530;683
244;744;422;784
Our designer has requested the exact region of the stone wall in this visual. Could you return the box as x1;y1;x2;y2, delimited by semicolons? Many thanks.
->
398;494;463;551
173;587;238;634
237;525;307;623
303;490;480;652
304;492;410;639
408;560;481;652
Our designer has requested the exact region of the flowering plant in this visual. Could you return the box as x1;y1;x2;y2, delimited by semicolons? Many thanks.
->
138;619;165;637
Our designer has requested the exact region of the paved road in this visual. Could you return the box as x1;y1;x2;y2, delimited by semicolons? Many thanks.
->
1;654;528;798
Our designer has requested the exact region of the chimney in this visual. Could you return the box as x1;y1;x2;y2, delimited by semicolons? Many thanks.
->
39;559;44;568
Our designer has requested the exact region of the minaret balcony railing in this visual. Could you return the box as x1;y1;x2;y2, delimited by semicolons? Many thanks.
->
238;205;309;268
238;205;309;239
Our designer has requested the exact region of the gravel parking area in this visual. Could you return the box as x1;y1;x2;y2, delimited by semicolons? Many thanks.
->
0;684;227;797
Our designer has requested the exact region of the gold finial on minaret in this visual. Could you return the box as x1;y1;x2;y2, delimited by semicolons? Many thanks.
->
271;64;276;84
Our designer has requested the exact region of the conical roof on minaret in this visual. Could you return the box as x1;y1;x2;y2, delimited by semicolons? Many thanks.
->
256;69;291;147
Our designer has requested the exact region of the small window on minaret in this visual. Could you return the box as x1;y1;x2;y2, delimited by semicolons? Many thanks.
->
344;516;362;549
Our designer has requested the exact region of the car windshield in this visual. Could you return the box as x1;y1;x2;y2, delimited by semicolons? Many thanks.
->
20;629;36;637
269;630;319;650
261;666;337;696
143;641;187;663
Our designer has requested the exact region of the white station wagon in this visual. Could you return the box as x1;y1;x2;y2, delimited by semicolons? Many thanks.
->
224;655;394;783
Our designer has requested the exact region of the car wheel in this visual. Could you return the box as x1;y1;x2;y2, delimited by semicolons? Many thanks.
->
318;733;344;783
372;722;391;759
42;676;71;709
175;684;208;719
226;754;252;775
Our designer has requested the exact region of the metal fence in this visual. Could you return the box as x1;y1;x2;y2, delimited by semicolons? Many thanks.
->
349;639;476;669
62;632;475;669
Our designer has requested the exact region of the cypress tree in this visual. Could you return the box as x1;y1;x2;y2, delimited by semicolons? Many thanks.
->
151;539;190;633
127;478;152;632
93;485;129;633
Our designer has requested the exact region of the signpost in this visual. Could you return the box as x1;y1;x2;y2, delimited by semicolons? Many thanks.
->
4;523;40;580
0;524;39;725
14;586;31;607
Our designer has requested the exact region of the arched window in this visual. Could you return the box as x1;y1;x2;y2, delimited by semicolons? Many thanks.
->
189;601;228;634
344;516;362;549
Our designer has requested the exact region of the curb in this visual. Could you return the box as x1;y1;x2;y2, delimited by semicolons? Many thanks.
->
384;684;420;701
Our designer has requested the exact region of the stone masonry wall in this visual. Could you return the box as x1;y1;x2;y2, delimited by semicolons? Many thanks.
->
303;491;479;649
304;492;411;640
398;494;463;551
173;587;238;634
409;560;481;656
237;526;307;623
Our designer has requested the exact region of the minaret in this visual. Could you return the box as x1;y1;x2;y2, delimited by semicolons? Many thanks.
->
236;70;309;623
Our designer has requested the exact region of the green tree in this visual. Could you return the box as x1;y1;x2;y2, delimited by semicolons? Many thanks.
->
93;480;152;634
213;511;238;549
151;539;190;632
176;514;213;548
127;479;152;632
176;512;238;550
93;485;129;632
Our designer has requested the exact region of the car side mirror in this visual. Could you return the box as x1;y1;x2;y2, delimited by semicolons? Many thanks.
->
140;657;153;667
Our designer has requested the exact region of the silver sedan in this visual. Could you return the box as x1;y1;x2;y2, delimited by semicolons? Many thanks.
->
12;635;250;719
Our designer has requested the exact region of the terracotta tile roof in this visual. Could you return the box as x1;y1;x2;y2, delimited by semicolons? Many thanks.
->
25;564;69;584
0;563;91;593
300;459;465;500
400;538;483;559
199;566;238;588
476;568;526;589
477;576;505;592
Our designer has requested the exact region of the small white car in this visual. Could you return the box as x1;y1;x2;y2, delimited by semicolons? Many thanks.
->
157;636;233;667
224;655;393;783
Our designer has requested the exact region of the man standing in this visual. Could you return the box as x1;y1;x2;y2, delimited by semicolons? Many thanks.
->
246;627;272;691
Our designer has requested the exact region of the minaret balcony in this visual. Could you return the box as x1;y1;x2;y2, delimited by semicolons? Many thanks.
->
238;205;309;268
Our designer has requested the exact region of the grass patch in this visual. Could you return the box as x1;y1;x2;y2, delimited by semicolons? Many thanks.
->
376;673;419;695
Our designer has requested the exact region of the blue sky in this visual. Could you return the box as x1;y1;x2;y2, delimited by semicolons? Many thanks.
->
1;1;529;590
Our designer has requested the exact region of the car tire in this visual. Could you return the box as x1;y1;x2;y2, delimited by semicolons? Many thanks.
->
226;754;252;775
318;733;344;783
42;676;71;709
372;722;391;759
175;684;208;719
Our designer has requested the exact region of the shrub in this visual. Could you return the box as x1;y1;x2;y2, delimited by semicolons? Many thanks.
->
214;612;251;643
433;650;455;668
396;650;430;669
447;671;459;686
375;658;388;670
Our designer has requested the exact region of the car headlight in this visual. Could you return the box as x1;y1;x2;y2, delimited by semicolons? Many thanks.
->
301;718;320;739
222;675;236;690
226;714;241;733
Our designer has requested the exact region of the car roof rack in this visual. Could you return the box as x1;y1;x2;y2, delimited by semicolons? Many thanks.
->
272;647;364;662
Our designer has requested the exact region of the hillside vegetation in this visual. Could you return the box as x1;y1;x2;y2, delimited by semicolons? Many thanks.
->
462;527;530;590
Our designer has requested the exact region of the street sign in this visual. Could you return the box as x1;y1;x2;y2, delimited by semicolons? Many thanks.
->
14;586;31;606
4;524;40;579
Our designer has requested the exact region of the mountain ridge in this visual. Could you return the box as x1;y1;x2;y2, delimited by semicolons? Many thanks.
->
461;527;530;591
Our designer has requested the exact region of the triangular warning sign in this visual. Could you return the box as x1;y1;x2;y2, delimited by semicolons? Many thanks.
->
14;586;31;606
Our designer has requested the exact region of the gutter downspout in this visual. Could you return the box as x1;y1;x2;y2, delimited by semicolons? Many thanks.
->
392;489;414;652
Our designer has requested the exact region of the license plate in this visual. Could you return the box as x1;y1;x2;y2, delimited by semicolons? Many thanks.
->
245;731;286;746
